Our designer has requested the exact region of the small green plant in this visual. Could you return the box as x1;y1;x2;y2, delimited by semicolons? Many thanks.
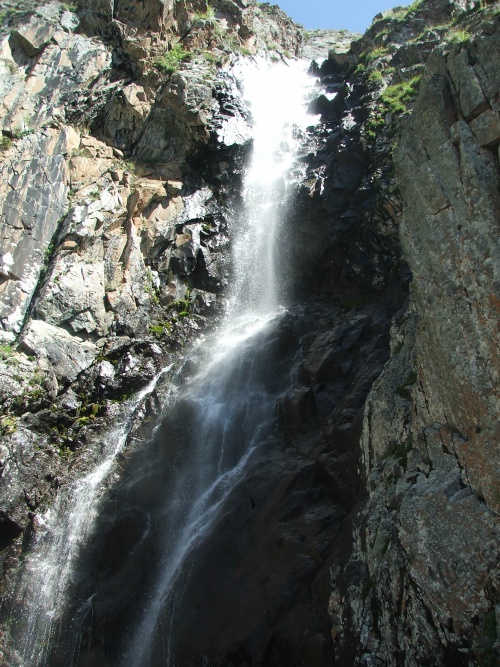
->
44;241;55;259
353;62;366;77
153;44;191;74
71;146;92;158
365;46;390;62
62;2;78;11
380;75;421;114
407;0;423;12
0;136;13;151
192;6;216;23
368;69;384;84
0;344;14;359
447;29;471;45
0;415;17;437
149;321;172;339
203;50;219;64
0;58;16;75
11;123;35;140
0;9;16;26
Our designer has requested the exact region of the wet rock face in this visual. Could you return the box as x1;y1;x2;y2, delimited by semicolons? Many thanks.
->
40;303;394;667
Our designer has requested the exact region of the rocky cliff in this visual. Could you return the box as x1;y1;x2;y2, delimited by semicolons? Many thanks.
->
0;0;498;665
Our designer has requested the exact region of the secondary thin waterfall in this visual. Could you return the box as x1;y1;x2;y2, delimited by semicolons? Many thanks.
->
6;368;171;666
123;58;319;667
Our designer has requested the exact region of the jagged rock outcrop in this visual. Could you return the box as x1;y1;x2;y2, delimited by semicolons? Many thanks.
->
327;3;500;665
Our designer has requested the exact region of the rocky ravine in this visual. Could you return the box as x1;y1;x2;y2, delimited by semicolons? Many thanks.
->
0;0;499;666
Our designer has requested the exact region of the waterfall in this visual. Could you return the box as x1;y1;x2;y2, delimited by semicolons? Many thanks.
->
123;58;320;667
4;58;319;667
230;58;317;314
5;368;172;666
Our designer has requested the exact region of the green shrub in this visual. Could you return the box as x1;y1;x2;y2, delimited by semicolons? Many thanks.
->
0;415;17;437
153;44;191;74
380;75;421;114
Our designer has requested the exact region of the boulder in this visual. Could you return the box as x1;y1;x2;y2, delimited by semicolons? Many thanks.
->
21;320;98;384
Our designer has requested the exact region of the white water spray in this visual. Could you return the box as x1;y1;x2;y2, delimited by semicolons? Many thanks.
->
231;58;319;313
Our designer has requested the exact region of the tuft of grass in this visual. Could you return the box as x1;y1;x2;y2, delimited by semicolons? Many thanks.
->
149;321;172;339
0;9;16;26
365;46;390;63
0;136;13;151
0;343;14;359
447;28;471;45
0;415;17;437
368;69;384;84
192;6;216;23
153;44;192;74
380;75;421;114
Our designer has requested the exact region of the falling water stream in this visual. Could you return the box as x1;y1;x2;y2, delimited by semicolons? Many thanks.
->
6;57;320;666
124;58;320;667
8;367;172;666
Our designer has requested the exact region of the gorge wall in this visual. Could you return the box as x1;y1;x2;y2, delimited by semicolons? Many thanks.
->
0;0;498;665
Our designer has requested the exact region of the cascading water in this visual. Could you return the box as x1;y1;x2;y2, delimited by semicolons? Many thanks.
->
5;368;171;666
3;57;319;667
122;58;320;667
